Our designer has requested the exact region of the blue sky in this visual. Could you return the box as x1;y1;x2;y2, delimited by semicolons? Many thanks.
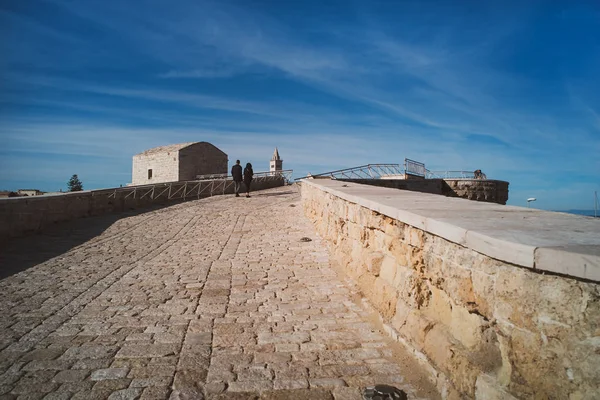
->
1;0;599;210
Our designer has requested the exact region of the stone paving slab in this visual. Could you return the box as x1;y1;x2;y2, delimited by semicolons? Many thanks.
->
0;186;439;399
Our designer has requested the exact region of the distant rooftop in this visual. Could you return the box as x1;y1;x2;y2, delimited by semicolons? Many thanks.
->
135;142;197;156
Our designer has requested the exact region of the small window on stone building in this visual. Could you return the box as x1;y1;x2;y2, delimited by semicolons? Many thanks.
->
148;169;153;179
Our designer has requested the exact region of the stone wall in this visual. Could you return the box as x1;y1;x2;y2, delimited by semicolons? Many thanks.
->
0;177;285;240
339;179;443;195
132;150;179;185
132;143;229;185
339;179;509;205
442;179;509;205
178;143;228;181
301;181;599;399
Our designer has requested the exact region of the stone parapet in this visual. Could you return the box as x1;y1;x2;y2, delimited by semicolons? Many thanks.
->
338;178;509;205
339;178;443;196
0;178;284;240
301;179;600;399
442;179;509;205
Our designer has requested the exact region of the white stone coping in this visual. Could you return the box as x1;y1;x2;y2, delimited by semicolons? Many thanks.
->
301;179;600;282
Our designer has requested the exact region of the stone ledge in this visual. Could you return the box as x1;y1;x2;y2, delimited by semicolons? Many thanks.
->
301;179;600;282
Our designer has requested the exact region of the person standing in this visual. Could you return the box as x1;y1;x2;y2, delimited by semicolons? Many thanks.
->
231;160;243;197
243;162;254;198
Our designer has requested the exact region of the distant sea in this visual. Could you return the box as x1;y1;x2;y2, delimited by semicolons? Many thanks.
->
556;210;599;217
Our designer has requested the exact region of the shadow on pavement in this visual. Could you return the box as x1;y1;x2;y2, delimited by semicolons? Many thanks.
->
0;205;171;280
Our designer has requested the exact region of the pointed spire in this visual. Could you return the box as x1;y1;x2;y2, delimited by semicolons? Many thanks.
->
271;147;281;161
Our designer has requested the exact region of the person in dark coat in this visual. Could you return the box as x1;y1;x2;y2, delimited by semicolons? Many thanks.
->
243;163;254;198
231;160;243;197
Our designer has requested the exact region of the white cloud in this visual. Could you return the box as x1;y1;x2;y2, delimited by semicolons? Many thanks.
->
2;0;598;208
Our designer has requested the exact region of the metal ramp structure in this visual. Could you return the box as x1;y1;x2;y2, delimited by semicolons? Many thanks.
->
296;158;487;182
100;170;293;201
295;164;405;181
294;159;428;181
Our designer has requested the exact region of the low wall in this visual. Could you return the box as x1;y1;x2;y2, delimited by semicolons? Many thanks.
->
442;180;509;205
301;180;600;399
339;179;509;205
0;177;284;240
340;178;443;195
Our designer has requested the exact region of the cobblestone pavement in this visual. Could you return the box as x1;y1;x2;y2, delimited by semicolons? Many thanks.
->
0;186;439;400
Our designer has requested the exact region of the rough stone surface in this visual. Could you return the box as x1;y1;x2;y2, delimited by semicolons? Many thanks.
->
442;179;509;205
132;141;228;185
0;186;438;399
301;179;600;399
91;368;129;381
0;176;285;244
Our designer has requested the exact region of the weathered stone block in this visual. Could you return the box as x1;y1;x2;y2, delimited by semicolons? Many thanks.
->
475;374;517;400
302;181;600;399
91;368;129;381
379;255;397;284
366;252;384;277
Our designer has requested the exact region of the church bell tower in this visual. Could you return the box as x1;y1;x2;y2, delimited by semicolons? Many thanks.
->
270;147;283;172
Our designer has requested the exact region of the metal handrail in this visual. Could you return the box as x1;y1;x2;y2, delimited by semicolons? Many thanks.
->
426;170;482;179
100;170;293;201
295;164;491;181
404;158;426;177
197;170;293;182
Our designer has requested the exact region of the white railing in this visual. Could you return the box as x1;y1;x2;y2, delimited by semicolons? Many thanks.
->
426;170;484;179
100;170;293;200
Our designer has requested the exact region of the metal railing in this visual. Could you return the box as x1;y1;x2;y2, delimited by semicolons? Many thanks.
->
426;170;485;179
295;164;404;181
295;164;490;182
196;173;228;180
404;158;426;177
101;170;293;200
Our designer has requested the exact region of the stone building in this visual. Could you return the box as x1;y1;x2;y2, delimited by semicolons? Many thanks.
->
270;147;283;173
132;142;227;186
18;189;43;197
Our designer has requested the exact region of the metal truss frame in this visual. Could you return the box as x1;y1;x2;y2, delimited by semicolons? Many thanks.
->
295;164;404;181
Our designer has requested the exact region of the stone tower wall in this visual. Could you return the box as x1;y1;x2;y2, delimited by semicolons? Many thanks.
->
270;159;283;172
442;179;509;205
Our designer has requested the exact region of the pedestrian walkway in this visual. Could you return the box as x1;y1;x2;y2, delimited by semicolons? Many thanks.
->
0;186;439;399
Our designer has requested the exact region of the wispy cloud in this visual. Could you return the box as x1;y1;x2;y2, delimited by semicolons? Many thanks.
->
159;68;243;79
1;0;599;208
